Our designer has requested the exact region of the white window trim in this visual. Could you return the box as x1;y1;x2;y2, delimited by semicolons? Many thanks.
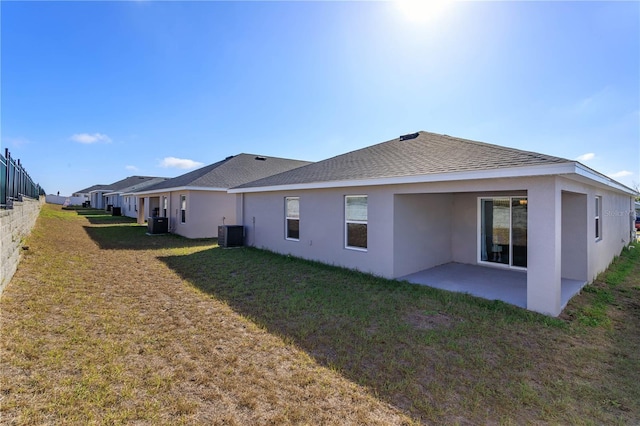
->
180;194;186;224
595;195;602;241
285;196;300;241
476;196;527;271
345;195;368;252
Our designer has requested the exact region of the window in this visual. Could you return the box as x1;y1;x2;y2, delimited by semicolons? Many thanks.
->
285;197;300;240
595;196;602;241
180;195;186;223
345;195;367;250
480;197;527;268
162;196;168;218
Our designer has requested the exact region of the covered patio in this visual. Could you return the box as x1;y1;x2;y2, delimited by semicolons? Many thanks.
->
400;262;586;310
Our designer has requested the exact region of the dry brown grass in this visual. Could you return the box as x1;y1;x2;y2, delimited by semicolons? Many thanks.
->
1;204;639;425
1;205;411;425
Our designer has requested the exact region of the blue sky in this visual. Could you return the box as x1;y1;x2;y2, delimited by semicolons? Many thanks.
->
2;0;638;196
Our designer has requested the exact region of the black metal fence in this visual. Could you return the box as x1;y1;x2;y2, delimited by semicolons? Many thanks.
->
1;148;45;209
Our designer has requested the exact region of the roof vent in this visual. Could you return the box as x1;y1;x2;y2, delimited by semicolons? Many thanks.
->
399;132;419;141
225;155;234;160
255;156;267;161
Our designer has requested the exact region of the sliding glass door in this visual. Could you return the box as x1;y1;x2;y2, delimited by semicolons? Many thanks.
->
480;197;527;268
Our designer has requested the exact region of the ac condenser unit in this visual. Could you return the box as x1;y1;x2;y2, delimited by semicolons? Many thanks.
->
148;217;168;234
218;225;243;248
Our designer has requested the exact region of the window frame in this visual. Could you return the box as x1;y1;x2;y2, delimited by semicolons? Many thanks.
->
284;196;300;241
345;195;368;251
180;195;186;224
595;196;602;241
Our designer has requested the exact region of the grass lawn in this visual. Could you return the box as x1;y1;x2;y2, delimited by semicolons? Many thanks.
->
1;204;639;424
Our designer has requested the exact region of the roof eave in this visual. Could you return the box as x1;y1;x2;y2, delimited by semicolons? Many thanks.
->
127;186;228;196
572;163;638;196
229;163;580;193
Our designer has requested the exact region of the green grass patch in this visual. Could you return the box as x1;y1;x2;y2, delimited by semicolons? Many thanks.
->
574;246;640;327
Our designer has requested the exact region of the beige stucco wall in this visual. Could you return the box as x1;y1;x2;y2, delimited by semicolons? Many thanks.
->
561;191;588;281
556;176;634;282
175;190;236;239
243;187;395;277
138;190;236;239
240;174;634;316
242;178;534;279
590;187;634;279
393;193;453;277
122;195;139;219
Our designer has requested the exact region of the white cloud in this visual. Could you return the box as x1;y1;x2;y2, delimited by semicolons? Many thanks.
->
576;152;595;162
608;170;633;179
125;165;139;171
159;157;204;169
70;133;112;144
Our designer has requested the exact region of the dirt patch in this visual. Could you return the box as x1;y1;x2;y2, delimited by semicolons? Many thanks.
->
405;310;457;330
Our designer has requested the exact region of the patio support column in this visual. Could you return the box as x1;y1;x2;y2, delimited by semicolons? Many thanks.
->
527;177;562;316
137;197;146;225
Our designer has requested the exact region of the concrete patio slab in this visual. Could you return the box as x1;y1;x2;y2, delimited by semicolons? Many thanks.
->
399;263;586;311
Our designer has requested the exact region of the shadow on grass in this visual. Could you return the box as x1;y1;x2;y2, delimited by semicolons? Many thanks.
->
85;216;140;225
156;246;563;421
69;208;106;215
68;208;139;225
83;225;216;250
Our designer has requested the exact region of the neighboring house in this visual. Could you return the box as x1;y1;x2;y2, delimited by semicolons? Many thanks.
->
87;176;165;210
131;154;311;239
104;177;168;218
229;131;637;317
73;184;109;205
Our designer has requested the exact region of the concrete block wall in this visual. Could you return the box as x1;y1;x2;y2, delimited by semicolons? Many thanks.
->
0;198;43;295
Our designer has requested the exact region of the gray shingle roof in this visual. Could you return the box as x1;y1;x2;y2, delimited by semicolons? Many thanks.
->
112;177;169;194
136;154;311;192
74;184;110;194
79;176;167;194
233;131;571;189
107;176;167;192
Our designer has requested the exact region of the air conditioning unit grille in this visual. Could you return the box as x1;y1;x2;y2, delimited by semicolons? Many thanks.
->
218;225;244;248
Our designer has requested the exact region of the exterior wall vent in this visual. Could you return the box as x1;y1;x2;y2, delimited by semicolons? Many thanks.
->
399;132;419;141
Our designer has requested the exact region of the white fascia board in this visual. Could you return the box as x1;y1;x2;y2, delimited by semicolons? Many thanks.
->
88;189;112;195
130;186;228;196
572;163;638;196
104;191;123;196
228;163;578;194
